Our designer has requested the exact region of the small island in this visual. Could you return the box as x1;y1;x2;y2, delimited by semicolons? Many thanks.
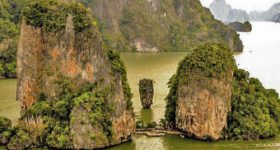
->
228;21;252;32
164;43;280;140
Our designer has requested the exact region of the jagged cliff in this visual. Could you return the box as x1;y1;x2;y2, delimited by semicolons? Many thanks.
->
165;43;235;140
81;0;243;52
14;0;135;149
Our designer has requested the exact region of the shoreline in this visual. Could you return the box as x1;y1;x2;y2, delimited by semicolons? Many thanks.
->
135;128;186;137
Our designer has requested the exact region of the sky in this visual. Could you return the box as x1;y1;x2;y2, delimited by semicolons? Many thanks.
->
200;0;280;12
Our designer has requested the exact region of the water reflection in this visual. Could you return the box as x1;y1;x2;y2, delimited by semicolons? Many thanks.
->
140;109;154;124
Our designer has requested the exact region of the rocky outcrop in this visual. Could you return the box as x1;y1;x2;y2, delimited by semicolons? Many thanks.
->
228;21;252;32
165;43;235;140
139;79;154;109
83;0;243;52
209;0;249;23
15;1;134;149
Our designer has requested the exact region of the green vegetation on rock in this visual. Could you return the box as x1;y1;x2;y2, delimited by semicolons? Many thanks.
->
224;69;280;140
21;76;116;149
0;117;15;145
7;129;33;150
0;117;12;133
84;0;243;52
22;0;94;33
0;0;20;78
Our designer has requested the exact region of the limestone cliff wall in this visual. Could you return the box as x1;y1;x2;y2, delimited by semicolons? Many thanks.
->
176;78;232;140
17;12;135;149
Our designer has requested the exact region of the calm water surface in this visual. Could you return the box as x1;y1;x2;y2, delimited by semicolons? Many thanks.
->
1;22;280;150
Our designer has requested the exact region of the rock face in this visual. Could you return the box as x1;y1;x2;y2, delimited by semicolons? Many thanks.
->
176;78;232;140
209;0;249;23
165;44;235;140
16;1;134;149
228;21;252;32
139;79;154;109
82;0;243;52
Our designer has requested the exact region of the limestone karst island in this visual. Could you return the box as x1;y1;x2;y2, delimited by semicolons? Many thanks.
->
1;0;280;150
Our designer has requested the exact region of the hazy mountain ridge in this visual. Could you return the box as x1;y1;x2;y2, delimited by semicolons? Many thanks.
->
208;0;280;23
249;3;280;22
209;0;249;22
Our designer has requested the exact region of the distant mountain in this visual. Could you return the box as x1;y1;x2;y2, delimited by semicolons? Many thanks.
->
249;3;280;21
209;0;249;23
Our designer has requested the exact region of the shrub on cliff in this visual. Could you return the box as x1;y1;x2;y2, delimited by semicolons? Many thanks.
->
22;0;93;33
0;2;19;78
0;117;15;145
7;129;33;150
0;117;12;133
224;69;280;140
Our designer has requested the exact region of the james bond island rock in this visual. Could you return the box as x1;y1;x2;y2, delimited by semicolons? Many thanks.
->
81;0;243;52
139;79;154;109
165;43;235;140
228;21;252;32
13;0;135;149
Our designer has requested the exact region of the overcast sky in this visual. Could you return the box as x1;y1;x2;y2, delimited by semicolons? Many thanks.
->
200;0;280;12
